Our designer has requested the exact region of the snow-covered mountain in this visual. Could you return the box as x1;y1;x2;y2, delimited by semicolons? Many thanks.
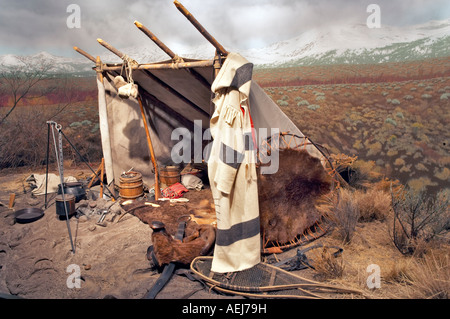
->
245;19;450;67
0;51;94;75
1;19;449;75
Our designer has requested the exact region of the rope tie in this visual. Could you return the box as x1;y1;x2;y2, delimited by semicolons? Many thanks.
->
171;55;184;69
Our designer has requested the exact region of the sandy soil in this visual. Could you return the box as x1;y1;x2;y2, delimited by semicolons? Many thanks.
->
0;165;241;299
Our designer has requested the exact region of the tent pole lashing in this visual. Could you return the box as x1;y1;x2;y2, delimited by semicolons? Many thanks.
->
95;39;210;117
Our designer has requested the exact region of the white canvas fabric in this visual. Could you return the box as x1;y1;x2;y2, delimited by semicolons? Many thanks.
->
208;53;261;273
26;174;77;195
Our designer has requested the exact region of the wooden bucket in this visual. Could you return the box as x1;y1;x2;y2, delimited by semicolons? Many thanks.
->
119;171;144;199
160;166;181;186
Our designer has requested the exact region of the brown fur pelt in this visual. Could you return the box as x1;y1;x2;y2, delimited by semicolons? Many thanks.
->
122;196;216;266
258;148;333;244
151;224;215;266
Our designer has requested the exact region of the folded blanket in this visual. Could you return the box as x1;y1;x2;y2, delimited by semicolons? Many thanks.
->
162;182;189;199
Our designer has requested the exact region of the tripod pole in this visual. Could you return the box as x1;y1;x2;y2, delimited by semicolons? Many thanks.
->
44;122;50;209
50;122;75;254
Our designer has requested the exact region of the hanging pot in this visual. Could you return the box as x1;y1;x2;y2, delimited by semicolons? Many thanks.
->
58;182;86;203
55;194;76;217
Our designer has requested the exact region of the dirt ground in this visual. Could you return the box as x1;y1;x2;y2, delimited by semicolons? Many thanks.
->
3;164;439;301
0;164;350;300
0;165;236;300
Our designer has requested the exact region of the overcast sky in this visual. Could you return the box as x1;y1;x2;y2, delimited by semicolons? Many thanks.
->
0;0;449;57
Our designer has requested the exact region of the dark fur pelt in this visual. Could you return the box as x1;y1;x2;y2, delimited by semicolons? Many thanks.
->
258;148;332;244
151;224;215;267
123;199;215;266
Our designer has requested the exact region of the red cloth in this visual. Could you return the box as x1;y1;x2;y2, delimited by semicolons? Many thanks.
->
162;182;189;199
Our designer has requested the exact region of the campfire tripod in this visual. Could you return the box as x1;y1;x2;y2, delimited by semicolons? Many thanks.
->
44;121;117;254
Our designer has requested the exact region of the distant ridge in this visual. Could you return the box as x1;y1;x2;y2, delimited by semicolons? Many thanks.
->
1;18;449;75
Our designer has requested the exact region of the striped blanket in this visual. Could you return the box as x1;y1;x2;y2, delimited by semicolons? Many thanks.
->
207;53;261;273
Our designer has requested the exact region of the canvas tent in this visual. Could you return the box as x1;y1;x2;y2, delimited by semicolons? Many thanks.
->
74;0;326;193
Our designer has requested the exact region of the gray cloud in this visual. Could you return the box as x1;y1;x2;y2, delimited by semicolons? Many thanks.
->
0;0;448;57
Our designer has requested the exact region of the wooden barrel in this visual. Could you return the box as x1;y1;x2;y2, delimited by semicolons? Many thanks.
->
119;171;144;199
160;166;181;186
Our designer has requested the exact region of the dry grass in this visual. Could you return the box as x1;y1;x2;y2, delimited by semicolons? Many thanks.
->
311;246;345;280
401;250;449;299
329;188;359;243
355;189;392;222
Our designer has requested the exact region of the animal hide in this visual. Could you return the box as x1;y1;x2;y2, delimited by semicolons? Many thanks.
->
258;148;332;244
151;224;216;267
123;198;216;266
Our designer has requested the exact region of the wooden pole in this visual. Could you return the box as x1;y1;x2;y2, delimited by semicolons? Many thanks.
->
101;59;214;71
73;46;96;63
100;158;105;198
134;21;177;58
138;96;161;200
96;56;117;199
173;0;228;57
134;20;212;91
97;38;136;63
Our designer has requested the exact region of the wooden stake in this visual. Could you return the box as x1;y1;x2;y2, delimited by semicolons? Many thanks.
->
8;193;15;209
87;164;102;188
138;96;161;200
173;0;228;57
100;158;105;198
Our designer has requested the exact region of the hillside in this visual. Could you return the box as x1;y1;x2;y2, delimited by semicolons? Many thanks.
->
254;57;450;195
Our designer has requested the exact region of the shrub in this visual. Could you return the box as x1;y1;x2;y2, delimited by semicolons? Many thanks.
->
277;100;289;106
70;121;82;128
316;95;326;101
440;93;450;100
385;117;397;126
331;188;359;243
421;94;432;100
404;95;414;100
311;246;345;280
297;100;309;106
307;104;320;111
391;99;401;105
390;186;450;255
